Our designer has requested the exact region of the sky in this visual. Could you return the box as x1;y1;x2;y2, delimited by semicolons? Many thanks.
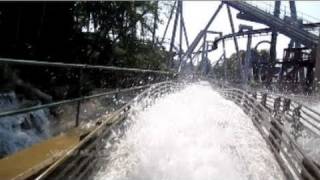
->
156;1;320;64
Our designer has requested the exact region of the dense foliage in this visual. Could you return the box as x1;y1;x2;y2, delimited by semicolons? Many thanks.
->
0;2;172;100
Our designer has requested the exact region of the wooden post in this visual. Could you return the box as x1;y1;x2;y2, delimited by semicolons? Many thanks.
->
227;5;242;82
261;93;267;108
301;158;320;180
282;98;291;112
269;97;282;152
292;105;302;140
75;69;83;127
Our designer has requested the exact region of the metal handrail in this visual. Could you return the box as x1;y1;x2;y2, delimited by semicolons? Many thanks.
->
240;89;320;137
218;88;320;180
264;95;320;134
222;92;300;179
229;94;304;179
0;57;175;75
0;84;153;118
35;81;181;180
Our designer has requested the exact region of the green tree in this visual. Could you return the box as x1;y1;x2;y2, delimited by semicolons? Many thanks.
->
73;1;171;69
212;49;271;83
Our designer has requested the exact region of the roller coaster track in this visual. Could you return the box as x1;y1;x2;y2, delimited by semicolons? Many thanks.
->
223;1;319;48
210;23;320;52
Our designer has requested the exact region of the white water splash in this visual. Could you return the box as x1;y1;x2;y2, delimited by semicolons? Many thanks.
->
94;81;284;180
0;92;50;157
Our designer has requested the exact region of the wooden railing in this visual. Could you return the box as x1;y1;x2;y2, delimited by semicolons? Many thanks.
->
219;87;320;180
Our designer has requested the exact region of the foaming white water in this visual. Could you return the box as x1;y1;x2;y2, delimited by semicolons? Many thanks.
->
94;81;284;180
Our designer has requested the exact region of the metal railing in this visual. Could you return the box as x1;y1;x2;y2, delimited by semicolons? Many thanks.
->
0;57;175;75
247;1;320;23
218;87;320;180
0;55;178;178
246;1;320;25
253;92;320;138
34;81;182;180
0;56;177;131
0;84;155;131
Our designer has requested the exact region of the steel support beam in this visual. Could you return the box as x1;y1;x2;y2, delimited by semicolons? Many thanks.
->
160;1;176;45
152;1;158;46
220;32;227;80
289;1;297;20
244;26;253;84
179;0;183;66
268;1;281;87
314;37;320;91
289;1;304;82
227;5;242;82
270;1;280;64
280;40;295;83
201;33;207;74
178;3;223;72
169;0;180;67
181;15;189;49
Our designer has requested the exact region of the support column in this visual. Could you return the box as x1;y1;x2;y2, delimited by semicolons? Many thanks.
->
152;1;158;46
280;40;295;83
289;1;297;20
182;15;189;48
314;39;320;92
181;10;192;61
289;1;304;83
222;33;227;80
240;24;253;84
244;32;252;83
160;1;176;45
178;3;223;72
168;0;180;68
201;32;207;73
179;0;183;67
268;1;281;88
270;1;280;63
227;5;241;82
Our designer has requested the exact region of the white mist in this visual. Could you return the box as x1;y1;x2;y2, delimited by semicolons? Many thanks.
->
94;81;284;180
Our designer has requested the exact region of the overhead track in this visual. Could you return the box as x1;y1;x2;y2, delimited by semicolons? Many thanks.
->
223;1;319;48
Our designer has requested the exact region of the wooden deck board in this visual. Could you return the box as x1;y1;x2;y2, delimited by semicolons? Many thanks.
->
0;128;91;180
